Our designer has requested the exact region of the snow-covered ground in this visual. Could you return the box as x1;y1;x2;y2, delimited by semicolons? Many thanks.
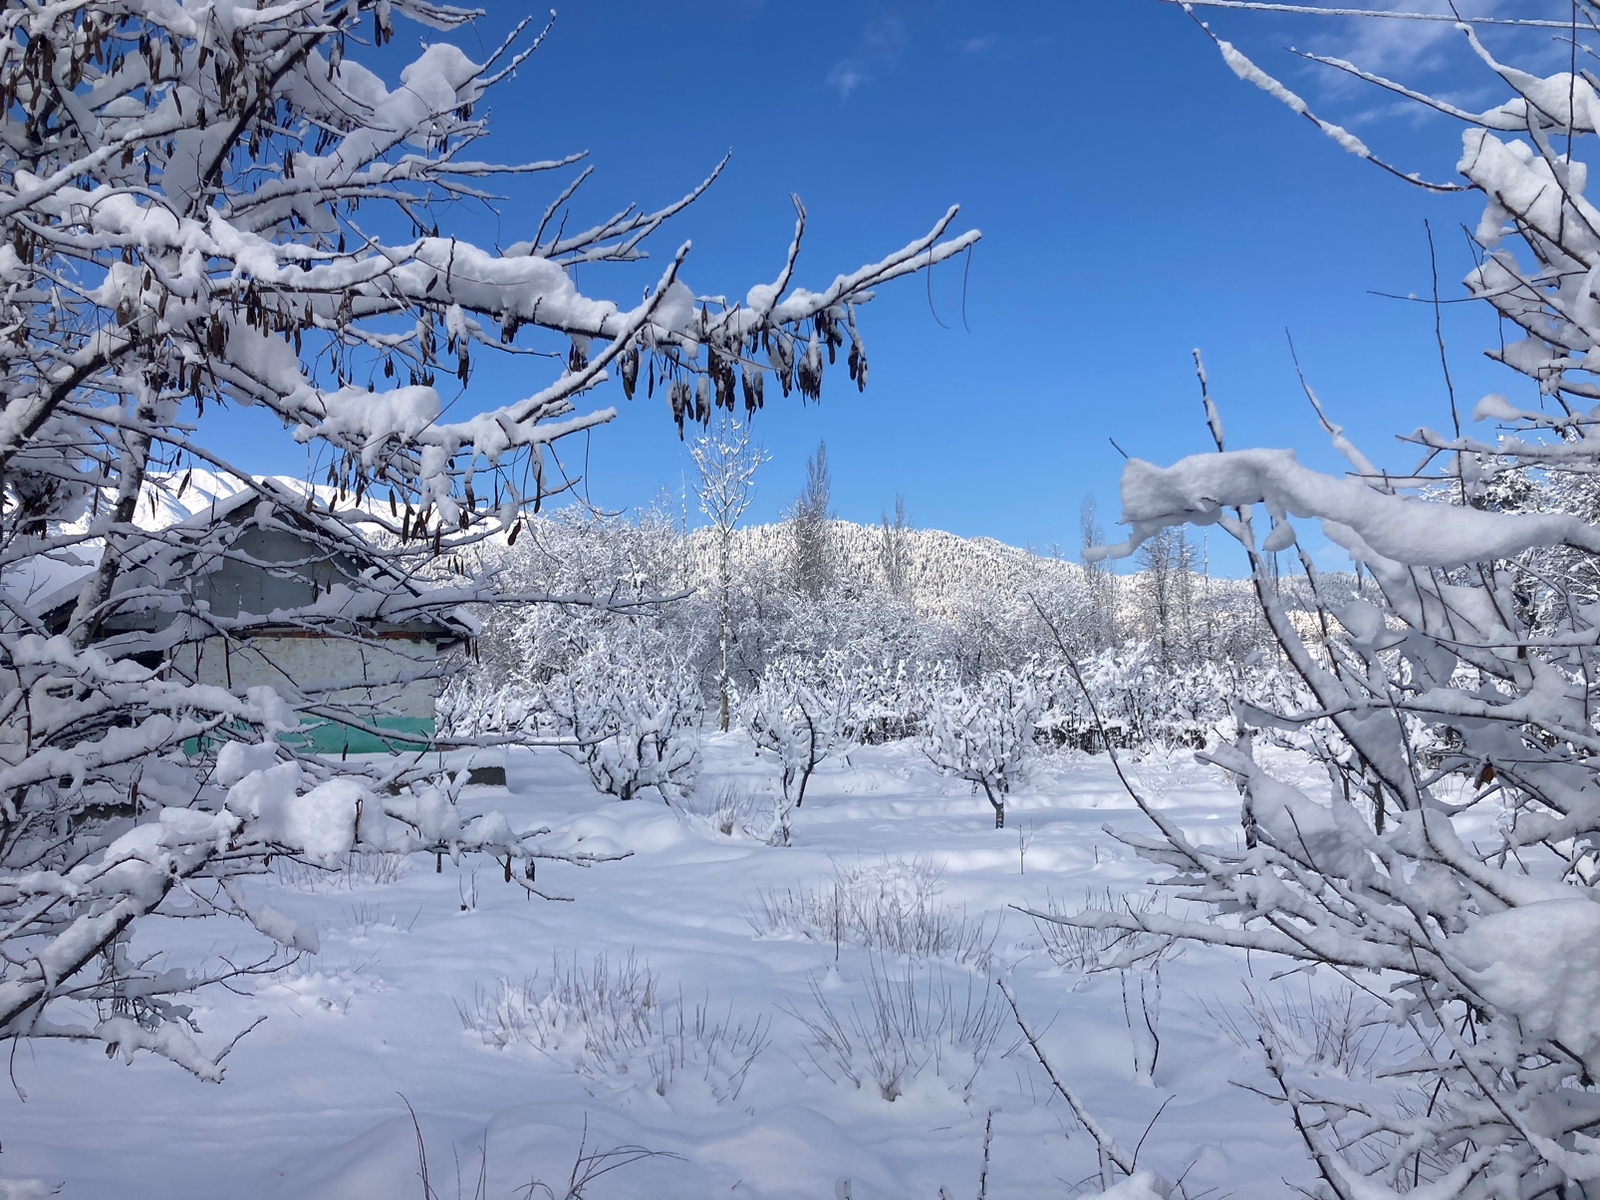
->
3;738;1322;1198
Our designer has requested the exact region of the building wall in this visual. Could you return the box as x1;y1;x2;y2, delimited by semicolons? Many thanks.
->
175;634;442;752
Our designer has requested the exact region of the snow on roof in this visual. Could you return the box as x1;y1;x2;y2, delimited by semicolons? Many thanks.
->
6;472;454;634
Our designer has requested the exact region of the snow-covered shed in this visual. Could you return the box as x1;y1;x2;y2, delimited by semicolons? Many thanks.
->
27;478;466;754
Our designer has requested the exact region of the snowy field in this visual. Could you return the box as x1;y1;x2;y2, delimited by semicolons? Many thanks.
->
4;739;1326;1199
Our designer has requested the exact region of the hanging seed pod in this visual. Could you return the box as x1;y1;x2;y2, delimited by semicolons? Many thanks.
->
401;508;411;541
508;519;522;547
741;364;762;414
389;489;398;517
620;345;639;400
568;337;589;373
695;376;710;425
433;524;442;556
669;379;690;435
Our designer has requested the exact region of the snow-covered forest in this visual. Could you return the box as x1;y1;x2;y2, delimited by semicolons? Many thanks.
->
9;0;1600;1197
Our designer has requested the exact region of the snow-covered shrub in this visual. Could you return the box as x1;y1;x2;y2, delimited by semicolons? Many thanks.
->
685;780;764;837
1032;889;1169;974
1052;18;1600;1193
787;959;1003;1102
458;953;768;1103
921;671;1040;828
1032;647;1308;754
748;857;996;970
1211;985;1401;1088
742;661;857;843
550;655;703;804
269;851;409;893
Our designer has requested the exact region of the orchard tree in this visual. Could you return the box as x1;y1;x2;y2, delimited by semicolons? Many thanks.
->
922;671;1038;829
0;0;977;1076
743;658;857;844
550;650;704;805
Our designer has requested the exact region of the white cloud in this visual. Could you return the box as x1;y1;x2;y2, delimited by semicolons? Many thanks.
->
824;14;909;100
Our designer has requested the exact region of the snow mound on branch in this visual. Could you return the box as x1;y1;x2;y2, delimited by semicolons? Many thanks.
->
214;739;280;787
1094;449;1600;568
1455;898;1600;1067
225;764;362;866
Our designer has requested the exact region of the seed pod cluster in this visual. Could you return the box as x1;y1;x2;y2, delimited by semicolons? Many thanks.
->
740;364;764;414
797;333;823;402
767;335;794;397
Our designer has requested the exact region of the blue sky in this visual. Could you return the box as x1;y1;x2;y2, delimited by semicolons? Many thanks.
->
219;1;1565;573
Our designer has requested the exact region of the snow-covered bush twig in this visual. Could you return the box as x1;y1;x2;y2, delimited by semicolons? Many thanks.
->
685;780;763;837
998;980;1167;1196
749;856;996;969
1030;890;1170;974
269;851;408;892
458;953;768;1103
786;958;1003;1102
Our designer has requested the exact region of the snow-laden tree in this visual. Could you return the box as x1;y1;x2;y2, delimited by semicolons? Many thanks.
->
456;503;695;709
550;650;703;804
1047;11;1600;1196
0;0;977;1076
921;671;1038;828
691;415;765;732
742;659;857;844
788;440;834;599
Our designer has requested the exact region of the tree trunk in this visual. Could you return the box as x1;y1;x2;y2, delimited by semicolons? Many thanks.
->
68;407;154;649
718;533;732;732
983;782;1004;828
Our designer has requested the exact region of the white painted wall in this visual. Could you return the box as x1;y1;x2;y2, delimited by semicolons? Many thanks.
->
175;635;440;717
